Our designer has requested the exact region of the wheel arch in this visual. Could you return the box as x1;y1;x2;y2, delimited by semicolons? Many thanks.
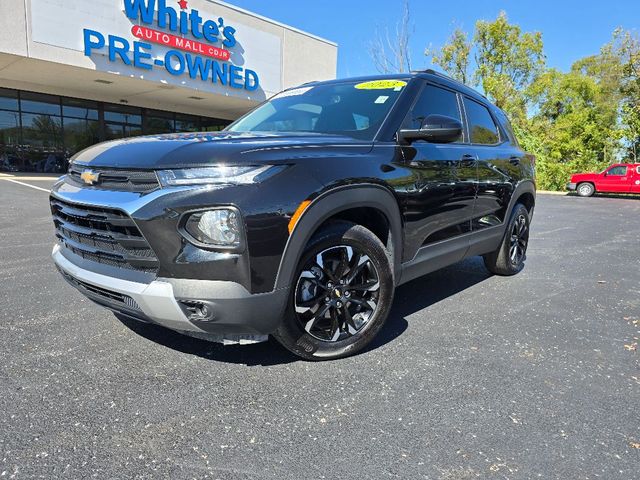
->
508;180;537;220
274;184;403;290
576;181;596;193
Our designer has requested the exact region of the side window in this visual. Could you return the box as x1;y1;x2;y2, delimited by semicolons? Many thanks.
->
464;98;500;144
493;108;518;145
607;166;628;176
404;84;462;141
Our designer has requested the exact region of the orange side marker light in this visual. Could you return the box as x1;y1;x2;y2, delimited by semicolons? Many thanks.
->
288;200;312;234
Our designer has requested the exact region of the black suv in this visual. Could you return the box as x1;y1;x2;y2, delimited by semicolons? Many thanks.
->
50;71;535;360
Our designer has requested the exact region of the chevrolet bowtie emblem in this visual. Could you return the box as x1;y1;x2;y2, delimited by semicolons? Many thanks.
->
334;289;342;298
80;169;100;185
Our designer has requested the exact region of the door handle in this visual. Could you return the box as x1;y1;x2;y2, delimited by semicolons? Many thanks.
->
458;154;477;168
509;156;521;166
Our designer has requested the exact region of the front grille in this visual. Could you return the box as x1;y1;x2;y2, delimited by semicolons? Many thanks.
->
51;197;159;274
66;164;160;193
58;268;142;311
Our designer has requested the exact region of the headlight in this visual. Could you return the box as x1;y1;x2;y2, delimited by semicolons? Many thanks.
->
183;208;242;248
157;165;274;186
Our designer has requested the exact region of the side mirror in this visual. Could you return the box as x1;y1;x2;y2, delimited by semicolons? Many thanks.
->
398;114;463;144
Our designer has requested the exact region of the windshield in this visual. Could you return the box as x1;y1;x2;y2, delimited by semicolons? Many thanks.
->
226;79;409;140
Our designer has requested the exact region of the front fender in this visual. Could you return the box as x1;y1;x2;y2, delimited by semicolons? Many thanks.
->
273;184;403;290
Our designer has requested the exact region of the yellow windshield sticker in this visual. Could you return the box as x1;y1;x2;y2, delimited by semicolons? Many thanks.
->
355;80;407;90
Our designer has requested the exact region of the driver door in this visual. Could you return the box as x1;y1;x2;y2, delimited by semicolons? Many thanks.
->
398;82;478;259
599;165;630;193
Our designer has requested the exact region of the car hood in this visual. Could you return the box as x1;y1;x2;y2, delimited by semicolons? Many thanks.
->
71;132;374;169
570;172;599;182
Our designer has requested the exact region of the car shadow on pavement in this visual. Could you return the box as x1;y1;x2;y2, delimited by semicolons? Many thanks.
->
363;256;492;354
567;192;640;200
119;256;492;366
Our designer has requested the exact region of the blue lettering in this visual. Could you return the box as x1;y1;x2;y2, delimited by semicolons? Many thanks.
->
185;54;212;80
157;0;178;31
229;65;243;89
179;9;189;35
108;35;131;65
223;26;237;48
202;20;219;43
133;41;153;70
165;50;185;75
190;10;204;39
123;0;155;25
244;69;259;91
83;29;105;57
212;61;228;85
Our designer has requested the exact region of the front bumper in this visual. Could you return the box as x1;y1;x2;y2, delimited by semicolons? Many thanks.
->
566;182;577;191
53;244;289;339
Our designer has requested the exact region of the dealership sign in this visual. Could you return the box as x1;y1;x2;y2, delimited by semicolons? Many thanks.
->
83;0;260;91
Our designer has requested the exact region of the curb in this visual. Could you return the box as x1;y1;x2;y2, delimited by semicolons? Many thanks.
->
536;190;569;196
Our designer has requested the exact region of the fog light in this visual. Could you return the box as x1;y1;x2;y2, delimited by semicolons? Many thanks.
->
184;209;241;247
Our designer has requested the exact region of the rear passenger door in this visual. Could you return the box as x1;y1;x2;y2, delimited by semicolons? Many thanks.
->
462;97;518;228
633;166;640;193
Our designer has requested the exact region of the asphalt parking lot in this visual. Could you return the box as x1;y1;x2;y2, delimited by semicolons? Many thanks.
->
1;176;639;479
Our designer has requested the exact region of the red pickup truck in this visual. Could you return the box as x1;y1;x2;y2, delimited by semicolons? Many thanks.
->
567;163;640;196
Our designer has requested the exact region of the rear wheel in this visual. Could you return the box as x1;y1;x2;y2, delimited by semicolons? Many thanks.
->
483;203;530;276
273;221;394;361
577;182;595;197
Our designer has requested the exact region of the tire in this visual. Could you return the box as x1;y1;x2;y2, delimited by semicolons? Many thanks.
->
483;204;530;276
273;221;394;361
577;182;595;197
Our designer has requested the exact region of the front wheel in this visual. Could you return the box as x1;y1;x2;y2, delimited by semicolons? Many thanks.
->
483;204;530;276
273;221;394;361
577;182;595;197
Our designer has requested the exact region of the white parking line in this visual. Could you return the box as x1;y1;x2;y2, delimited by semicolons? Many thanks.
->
1;178;51;193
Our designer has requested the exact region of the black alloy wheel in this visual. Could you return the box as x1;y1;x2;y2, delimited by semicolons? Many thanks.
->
509;213;529;266
483;203;530;276
273;221;394;360
294;245;380;342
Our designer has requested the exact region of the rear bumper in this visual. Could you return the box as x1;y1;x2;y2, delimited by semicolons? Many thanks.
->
53;244;289;338
566;182;577;191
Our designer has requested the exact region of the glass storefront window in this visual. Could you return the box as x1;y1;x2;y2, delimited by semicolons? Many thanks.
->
63;98;99;120
145;110;175;134
0;88;231;173
21;113;63;145
0;88;19;111
175;114;200;132
20;92;62;116
201;118;228;132
63;118;100;154
104;104;142;125
0;110;21;172
0;110;21;140
105;123;144;140
21;112;64;172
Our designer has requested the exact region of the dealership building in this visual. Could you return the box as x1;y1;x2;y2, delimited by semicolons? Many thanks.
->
0;0;337;173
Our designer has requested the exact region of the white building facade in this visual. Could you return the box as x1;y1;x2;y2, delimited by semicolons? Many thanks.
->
0;0;337;172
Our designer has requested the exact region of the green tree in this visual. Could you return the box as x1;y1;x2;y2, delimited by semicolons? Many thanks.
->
525;69;620;188
426;28;471;84
423;14;640;190
473;11;545;117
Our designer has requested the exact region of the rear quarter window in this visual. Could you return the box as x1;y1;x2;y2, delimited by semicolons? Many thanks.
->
463;98;500;145
493;108;518;146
